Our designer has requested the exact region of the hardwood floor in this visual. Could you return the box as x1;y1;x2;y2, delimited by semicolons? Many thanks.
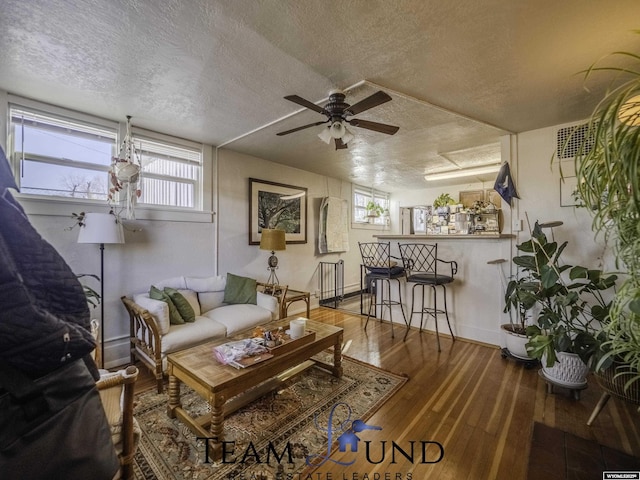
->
132;307;640;479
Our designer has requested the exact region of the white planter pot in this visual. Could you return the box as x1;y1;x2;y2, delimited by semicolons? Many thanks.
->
542;351;589;387
500;324;533;360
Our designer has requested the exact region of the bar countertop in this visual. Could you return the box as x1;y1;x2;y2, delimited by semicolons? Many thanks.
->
373;234;514;240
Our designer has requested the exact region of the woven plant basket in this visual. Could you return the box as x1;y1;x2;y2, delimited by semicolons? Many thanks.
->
594;362;640;406
542;351;589;386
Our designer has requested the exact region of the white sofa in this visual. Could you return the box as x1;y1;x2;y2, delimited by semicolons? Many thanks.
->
122;275;279;392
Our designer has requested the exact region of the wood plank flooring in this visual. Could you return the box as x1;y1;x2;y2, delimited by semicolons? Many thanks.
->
133;307;640;479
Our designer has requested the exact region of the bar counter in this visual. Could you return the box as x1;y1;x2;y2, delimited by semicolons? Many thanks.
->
374;234;514;240
371;233;515;347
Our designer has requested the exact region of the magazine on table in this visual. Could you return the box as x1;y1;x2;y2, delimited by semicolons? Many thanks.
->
213;338;272;368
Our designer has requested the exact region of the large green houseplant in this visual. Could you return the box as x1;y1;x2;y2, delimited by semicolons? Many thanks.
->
504;222;617;374
564;43;640;389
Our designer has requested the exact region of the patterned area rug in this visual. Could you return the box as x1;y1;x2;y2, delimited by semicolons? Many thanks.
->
133;355;407;479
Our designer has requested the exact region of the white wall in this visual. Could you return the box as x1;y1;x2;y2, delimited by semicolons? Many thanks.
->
513;125;611;270
216;148;382;303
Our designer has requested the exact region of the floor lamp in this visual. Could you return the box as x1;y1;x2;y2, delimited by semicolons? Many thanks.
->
259;228;286;288
77;213;125;368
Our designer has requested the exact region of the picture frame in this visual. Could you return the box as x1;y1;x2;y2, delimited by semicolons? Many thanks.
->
560;176;582;207
249;178;307;245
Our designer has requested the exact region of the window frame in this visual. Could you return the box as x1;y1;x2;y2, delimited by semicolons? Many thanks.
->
351;184;391;230
5;95;213;223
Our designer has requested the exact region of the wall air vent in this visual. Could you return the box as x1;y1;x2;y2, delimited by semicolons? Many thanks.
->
556;123;594;159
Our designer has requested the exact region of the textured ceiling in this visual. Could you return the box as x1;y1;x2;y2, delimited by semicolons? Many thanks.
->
1;0;640;191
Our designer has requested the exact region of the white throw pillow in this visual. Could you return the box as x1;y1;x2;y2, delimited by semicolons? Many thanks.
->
154;276;187;290
185;275;226;293
132;294;170;335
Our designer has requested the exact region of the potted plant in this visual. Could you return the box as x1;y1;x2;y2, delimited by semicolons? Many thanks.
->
504;221;617;386
433;193;455;213
501;276;537;361
77;273;101;309
365;200;384;218
563;43;640;392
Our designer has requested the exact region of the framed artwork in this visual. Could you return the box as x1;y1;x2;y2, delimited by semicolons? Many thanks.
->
249;178;307;245
560;176;582;207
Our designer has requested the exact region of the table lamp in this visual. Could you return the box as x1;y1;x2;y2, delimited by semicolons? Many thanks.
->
259;228;286;287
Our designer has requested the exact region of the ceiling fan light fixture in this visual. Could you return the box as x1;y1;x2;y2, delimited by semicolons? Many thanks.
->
329;121;346;139
424;164;501;181
318;126;333;144
341;128;355;144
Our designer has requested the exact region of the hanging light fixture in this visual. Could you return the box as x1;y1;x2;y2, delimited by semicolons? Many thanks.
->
108;116;142;219
318;120;355;145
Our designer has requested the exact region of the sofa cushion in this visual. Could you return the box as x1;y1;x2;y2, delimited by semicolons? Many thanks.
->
161;316;227;355
133;294;170;335
223;273;257;305
198;291;226;313
154;276;187;290
203;304;271;336
178;289;201;316
185;275;226;293
164;287;195;322
150;286;184;325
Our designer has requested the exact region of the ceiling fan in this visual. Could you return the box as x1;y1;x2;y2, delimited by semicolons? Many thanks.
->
276;90;399;150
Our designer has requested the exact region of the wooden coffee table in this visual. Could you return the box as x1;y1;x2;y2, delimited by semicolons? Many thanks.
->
166;317;343;461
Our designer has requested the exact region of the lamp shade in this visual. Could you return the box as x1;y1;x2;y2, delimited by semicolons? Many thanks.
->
259;229;286;251
77;213;125;244
318;126;333;144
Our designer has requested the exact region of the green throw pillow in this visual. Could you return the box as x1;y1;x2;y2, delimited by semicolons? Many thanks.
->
149;285;185;325
223;273;257;305
164;287;195;322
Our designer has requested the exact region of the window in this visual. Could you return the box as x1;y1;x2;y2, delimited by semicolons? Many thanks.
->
131;130;202;210
9;104;117;200
352;184;390;227
7;98;210;221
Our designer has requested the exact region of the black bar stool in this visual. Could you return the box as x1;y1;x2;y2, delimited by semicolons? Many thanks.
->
358;242;409;339
398;243;457;350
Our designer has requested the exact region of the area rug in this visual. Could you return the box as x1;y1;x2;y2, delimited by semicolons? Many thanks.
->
527;422;640;479
133;355;407;479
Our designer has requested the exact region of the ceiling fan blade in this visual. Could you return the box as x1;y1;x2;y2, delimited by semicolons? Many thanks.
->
347;118;399;135
334;138;348;150
346;91;392;116
283;95;326;114
276;120;328;136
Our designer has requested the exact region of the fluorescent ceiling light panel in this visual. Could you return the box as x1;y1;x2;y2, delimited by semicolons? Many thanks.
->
424;164;501;181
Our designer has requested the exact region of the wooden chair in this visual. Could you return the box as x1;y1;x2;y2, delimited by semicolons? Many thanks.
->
96;365;140;480
90;318;102;368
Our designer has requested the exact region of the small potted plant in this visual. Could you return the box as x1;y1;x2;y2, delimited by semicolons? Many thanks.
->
504;221;617;386
502;276;537;361
365;201;384;218
433;193;455;215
